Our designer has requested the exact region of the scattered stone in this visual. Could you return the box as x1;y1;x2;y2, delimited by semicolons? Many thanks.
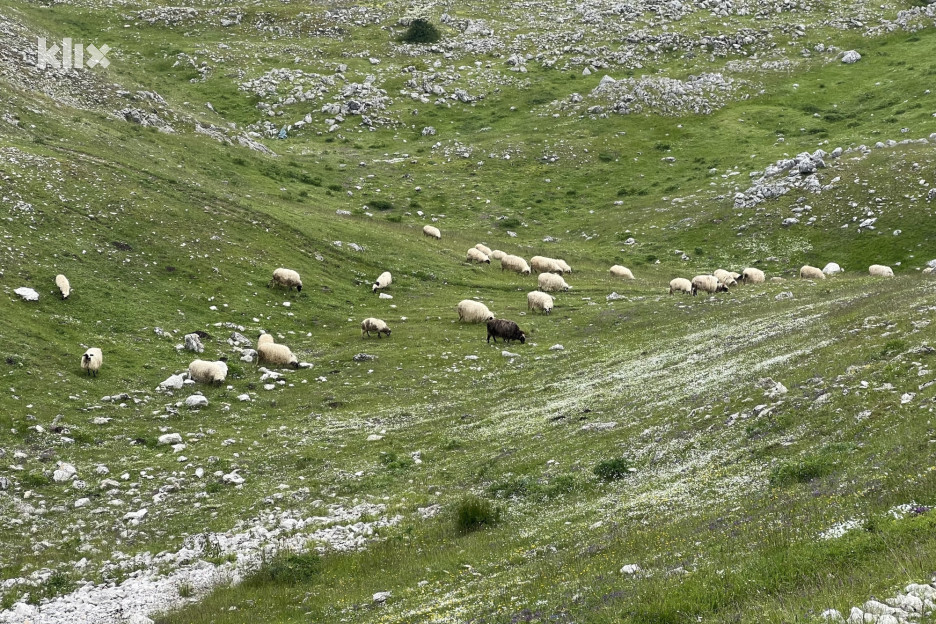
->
775;291;793;300
620;564;641;574
841;50;861;63
373;591;391;603
502;350;519;358
353;353;376;362
184;333;205;353
158;374;186;391
185;395;209;408
549;344;565;351
53;462;77;482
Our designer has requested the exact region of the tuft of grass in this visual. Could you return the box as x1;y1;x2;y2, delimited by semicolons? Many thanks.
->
245;550;320;587
769;454;836;487
593;458;635;482
454;495;501;532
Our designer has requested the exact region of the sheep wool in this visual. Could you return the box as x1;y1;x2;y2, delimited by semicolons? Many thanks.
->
475;243;493;257
188;359;227;384
271;268;302;292
500;254;531;275
538;272;571;292
361;317;391;338
669;278;693;295
691;275;728;295
739;267;766;284
80;348;102;377
609;265;635;280
487;319;526;344
457;299;494;323
257;333;275;347
530;256;562;274
466;248;491;264
527;291;554;314
822;262;842;275
800;265;825;280
423;225;441;239
869;264;894;277
490;250;506;261
55;274;71;299
372;271;392;293
555;259;572;274
713;269;737;287
258;343;299;368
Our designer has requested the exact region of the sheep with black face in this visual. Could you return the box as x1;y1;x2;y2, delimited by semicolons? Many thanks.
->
487;319;526;344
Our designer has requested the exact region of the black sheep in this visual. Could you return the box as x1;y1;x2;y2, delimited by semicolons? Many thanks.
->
487;319;526;344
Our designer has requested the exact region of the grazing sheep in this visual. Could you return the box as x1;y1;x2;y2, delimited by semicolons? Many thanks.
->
500;254;531;275
822;262;842;275
457;299;494;323
609;265;635;280
372;271;392;293
490;250;506;261
555;259;572;274
258;342;299;368
669;278;693;295
869;264;894;277
361;317;391;338
423;225;441;239
466;248;491;264
475;243;493;257
257;333;275;347
691;275;728;296
188;359;227;384
527;291;555;314
270;268;302;292
713;269;737;287
739;267;766;284
55;274;70;299
487;319;526;344
80;348;102;377
530;256;562;274
800;265;825;280
538;272;571;292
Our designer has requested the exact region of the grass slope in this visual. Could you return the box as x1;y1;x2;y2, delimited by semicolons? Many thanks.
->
1;0;936;622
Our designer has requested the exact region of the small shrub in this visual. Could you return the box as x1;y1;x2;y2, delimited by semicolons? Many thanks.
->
178;582;194;598
248;550;320;586
455;495;500;532
379;451;412;470
401;19;441;44
205;481;222;494
653;142;671;152
20;471;49;488
328;183;342;192
370;199;395;211
593;458;634;482
769;454;835;486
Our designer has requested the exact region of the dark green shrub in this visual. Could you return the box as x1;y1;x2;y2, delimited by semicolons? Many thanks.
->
455;495;500;532
247;550;320;586
769;454;835;486
370;199;394;211
401;19;442;44
593;458;634;482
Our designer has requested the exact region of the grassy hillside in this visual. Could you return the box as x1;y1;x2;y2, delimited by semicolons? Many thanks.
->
2;0;936;621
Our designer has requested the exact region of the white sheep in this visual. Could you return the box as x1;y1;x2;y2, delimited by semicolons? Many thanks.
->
457;299;494;323
475;243;493;257
270;268;302;292
713;269;737;287
739;267;766;284
669;278;693;295
55;274;70;299
80;348;102;377
500;254;531;275
490;250;506;261
258;342;299;368
538;272;571;292
527;291;555;314
691;275;728;295
466;248;491;264
869;264;894;277
555;259;572;274
800;265;825;280
257;333;275;347
822;262;842;275
423;225;441;240
609;265;635;280
188;359;227;384
361;317;391;338
372;271;392;293
530;256;562;274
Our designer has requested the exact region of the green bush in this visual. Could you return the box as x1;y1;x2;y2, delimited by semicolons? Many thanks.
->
593;458;634;482
401;19;441;44
769;454;835;486
370;199;395;211
455;495;500;532
247;550;320;586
